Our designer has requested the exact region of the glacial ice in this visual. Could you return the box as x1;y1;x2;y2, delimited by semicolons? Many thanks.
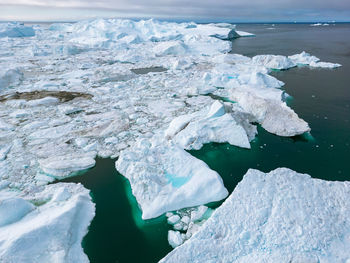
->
252;55;297;70
115;136;228;219
166;101;252;150
0;183;95;263
289;51;342;68
0;22;35;38
0;18;344;260
39;154;96;179
160;168;350;263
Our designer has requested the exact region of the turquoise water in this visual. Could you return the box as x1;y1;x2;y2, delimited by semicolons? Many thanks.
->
60;158;172;263
62;24;350;263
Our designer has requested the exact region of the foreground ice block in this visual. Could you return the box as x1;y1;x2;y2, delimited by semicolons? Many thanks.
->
161;168;350;263
0;183;95;263
115;137;228;219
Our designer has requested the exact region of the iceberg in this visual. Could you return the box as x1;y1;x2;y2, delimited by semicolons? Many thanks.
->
115;137;228;219
161;168;350;263
0;22;35;38
252;55;296;70
289;51;342;68
39;154;96;179
0;183;95;263
166;101;252;150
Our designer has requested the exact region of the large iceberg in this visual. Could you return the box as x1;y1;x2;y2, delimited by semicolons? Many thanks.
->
161;168;350;263
115;136;228;219
0;183;95;262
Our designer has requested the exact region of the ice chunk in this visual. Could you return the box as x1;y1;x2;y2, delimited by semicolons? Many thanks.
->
0;22;35;38
0;183;95;263
252;55;296;70
230;89;310;136
166;101;252;150
0;198;34;227
115;137;228;219
39;154;96;178
161;168;350;263
167;214;181;225
172;113;251;150
289;51;341;68
288;51;320;65
236;30;255;37
309;61;342;68
0;68;23;90
168;230;184;248
206;100;226;118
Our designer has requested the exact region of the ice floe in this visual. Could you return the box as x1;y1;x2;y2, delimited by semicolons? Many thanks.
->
161;168;350;263
0;183;95;263
115;136;228;219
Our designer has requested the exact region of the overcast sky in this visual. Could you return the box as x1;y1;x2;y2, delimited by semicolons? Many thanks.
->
0;0;349;22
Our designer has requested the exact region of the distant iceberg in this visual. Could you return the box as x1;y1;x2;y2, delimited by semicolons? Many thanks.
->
0;22;35;38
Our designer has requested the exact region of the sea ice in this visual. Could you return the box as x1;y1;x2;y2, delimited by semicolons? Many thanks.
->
115;137;228;219
252;55;296;70
0;183;95;263
39;154;96;178
166;101;252;150
0;22;35;38
161;168;350;263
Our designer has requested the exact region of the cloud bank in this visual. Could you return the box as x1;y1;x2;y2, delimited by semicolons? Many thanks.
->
0;0;349;21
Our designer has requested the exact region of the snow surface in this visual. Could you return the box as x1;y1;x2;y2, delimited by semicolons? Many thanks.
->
161;168;350;263
0;183;95;263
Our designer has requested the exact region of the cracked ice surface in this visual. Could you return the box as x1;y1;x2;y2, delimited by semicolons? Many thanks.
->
160;168;350;263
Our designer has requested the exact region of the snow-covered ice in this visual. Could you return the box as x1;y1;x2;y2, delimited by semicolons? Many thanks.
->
0;22;35;38
161;168;350;263
0;183;95;263
165;101;252;150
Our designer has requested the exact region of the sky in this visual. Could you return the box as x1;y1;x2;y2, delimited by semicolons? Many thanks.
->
0;0;349;22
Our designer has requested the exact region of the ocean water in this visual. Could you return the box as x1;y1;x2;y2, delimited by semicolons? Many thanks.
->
62;23;350;263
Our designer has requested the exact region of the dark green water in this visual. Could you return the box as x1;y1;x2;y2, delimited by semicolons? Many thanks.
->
191;24;350;192
60;158;172;263
62;24;350;263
